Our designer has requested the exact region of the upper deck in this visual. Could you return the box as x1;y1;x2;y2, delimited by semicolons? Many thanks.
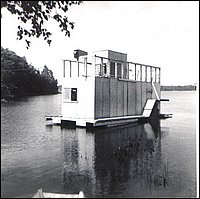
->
63;50;160;84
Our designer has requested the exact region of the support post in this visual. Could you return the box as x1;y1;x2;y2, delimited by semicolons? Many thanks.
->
140;65;142;81
77;58;79;77
70;61;72;77
135;64;136;81
101;57;103;76
145;66;147;82
127;62;129;79
159;68;161;83
63;60;65;78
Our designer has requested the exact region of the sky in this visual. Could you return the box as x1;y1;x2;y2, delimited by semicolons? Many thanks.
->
1;1;199;86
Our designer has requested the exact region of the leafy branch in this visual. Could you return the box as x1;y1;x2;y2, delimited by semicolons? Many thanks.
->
1;1;82;49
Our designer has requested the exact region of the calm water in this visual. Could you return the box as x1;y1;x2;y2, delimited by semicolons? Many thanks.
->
1;92;197;198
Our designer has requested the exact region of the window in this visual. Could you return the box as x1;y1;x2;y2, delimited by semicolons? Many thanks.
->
63;88;77;102
110;62;115;78
117;63;122;78
63;88;70;101
123;63;128;79
103;63;107;75
71;88;77;101
95;64;101;76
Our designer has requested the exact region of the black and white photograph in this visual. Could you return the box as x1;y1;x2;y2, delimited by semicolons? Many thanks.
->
1;1;199;198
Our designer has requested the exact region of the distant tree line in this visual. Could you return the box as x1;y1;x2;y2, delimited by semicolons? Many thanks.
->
1;47;58;100
161;85;196;91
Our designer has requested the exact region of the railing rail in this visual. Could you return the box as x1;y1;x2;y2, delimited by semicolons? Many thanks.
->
63;55;160;83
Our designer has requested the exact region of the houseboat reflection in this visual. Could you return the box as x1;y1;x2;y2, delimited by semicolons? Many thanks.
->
60;121;168;198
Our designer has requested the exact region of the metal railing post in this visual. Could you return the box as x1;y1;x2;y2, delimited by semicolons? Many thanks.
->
70;61;72;77
145;66;147;82
135;64;136;81
140;65;142;81
63;60;65;78
77;58;79;77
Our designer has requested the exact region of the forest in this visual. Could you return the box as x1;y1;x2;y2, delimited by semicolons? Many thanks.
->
161;85;196;91
1;47;58;100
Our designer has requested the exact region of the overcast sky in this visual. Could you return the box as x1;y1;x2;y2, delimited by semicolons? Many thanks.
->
1;1;199;86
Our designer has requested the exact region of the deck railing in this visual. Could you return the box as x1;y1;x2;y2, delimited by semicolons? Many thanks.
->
63;55;160;83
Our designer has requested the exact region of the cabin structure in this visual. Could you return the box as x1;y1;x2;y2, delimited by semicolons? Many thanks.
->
60;49;161;128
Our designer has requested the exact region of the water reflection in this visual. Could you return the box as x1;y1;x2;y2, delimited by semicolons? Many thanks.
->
60;121;169;198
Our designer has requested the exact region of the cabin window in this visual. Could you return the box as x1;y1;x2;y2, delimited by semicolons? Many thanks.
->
123;63;128;79
63;88;70;100
63;88;77;102
117;63;122;78
110;62;115;78
95;64;101;76
71;88;77;101
103;63;107;75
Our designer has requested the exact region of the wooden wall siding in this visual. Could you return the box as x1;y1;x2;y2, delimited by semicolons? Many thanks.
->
123;83;128;116
94;77;160;119
141;82;147;112
135;82;142;115
117;81;124;116
146;83;152;99
127;81;136;116
102;78;110;117
95;77;102;118
110;78;117;117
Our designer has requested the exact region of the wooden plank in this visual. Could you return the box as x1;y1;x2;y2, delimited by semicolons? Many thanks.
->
144;99;156;109
141;82;147;110
142;99;156;117
102;78;110;118
127;81;136;116
110;78;117;117
146;82;152;99
136;82;142;115
117;81;124;116
154;83;161;99
123;82;128;116
95;77;102;119
94;114;146;123
142;110;152;117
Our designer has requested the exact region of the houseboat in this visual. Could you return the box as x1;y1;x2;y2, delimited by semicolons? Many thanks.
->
47;49;165;128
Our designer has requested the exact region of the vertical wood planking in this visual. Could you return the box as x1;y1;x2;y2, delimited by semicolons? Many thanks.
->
136;82;142;115
123;82;128;116
117;81;124;116
146;82;152;99
141;82;147;111
127;82;136;115
94;77;160;119
102;78;110;118
95;77;102;119
110;78;117;117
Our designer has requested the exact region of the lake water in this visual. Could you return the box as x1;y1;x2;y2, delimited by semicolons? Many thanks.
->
1;91;197;198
